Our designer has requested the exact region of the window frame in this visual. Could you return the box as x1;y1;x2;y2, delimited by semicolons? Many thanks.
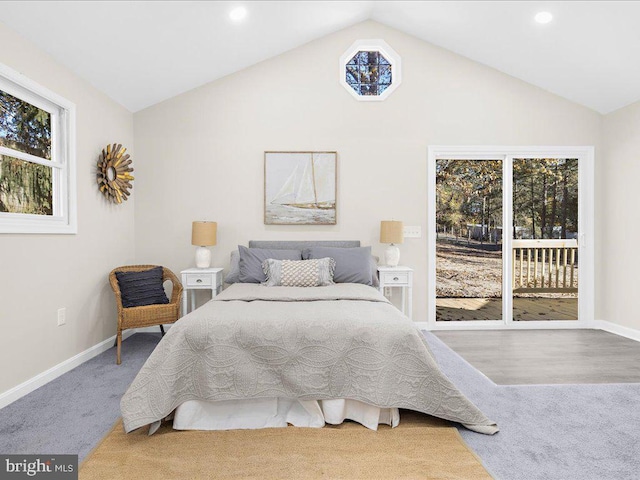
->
0;61;76;234
339;39;402;101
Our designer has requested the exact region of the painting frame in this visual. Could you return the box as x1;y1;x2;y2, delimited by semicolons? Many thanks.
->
264;151;337;225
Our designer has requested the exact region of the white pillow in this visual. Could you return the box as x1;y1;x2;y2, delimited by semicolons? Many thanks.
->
262;258;336;287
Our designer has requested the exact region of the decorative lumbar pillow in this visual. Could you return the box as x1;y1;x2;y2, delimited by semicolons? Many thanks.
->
303;246;373;285
262;258;336;287
115;266;169;308
238;246;302;283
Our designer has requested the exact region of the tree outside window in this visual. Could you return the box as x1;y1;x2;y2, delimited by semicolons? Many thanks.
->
0;63;76;234
0;90;53;215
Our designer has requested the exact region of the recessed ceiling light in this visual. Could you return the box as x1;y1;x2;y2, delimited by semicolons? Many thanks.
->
229;6;247;22
534;11;553;24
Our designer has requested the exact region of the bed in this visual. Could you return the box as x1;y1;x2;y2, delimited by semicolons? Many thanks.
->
121;241;498;435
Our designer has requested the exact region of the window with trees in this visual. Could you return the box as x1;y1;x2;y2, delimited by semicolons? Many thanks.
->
513;158;578;240
339;40;401;101
0;63;76;233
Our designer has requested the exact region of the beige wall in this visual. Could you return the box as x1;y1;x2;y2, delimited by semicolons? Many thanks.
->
601;101;640;329
1;17;627;399
133;20;602;321
0;23;135;394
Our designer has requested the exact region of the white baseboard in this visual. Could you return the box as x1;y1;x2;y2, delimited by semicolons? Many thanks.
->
0;330;136;410
593;320;640;342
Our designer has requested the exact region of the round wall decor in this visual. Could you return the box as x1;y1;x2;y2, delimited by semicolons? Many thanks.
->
96;143;134;203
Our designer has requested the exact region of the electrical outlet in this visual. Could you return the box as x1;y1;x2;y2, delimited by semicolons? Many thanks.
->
57;307;66;326
403;226;422;238
384;287;392;297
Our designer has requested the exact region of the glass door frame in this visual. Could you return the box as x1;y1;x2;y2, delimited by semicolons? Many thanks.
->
427;146;594;330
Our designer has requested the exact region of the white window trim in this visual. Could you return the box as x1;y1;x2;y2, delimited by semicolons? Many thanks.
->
426;145;595;330
0;61;76;234
339;39;402;102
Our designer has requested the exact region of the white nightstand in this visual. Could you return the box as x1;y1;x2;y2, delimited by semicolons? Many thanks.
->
180;267;224;316
377;266;413;320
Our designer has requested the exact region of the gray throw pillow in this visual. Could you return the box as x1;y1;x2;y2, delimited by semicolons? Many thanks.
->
303;246;373;285
238;246;302;283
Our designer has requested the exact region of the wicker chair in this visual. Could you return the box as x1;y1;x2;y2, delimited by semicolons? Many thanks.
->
109;265;183;365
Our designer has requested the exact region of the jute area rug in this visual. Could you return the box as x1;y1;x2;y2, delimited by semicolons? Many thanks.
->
80;410;492;479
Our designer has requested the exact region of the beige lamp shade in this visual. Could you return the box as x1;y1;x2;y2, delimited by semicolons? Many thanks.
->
380;221;404;244
192;221;217;246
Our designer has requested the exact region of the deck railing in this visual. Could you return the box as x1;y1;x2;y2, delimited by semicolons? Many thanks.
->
512;239;578;293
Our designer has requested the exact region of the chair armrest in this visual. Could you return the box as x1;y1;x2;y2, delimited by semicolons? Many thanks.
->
109;270;124;318
163;268;183;305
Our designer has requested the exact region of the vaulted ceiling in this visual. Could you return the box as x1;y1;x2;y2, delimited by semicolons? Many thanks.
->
1;1;638;114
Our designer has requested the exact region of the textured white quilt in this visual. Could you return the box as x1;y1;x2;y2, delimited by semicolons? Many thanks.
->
121;283;498;434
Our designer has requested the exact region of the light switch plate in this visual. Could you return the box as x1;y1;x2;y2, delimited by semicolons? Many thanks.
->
403;226;422;238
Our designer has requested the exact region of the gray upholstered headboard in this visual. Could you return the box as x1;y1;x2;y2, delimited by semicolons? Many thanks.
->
248;240;360;249
243;240;378;287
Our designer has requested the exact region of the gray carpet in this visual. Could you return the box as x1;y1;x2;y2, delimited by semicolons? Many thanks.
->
423;332;640;480
1;331;639;480
0;333;161;461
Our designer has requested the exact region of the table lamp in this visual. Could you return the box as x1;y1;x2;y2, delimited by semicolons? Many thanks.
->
192;221;217;268
380;220;404;267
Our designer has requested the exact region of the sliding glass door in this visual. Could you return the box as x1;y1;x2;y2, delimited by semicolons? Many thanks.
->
512;158;579;322
428;147;593;328
435;159;503;322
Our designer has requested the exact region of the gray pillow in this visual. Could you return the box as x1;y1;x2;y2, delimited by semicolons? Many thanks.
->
238;246;302;283
225;250;240;284
303;246;373;285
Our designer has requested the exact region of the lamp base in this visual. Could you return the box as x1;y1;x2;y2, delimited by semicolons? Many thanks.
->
195;246;211;268
384;244;400;267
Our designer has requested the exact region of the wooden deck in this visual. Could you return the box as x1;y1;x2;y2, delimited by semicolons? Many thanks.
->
436;297;578;321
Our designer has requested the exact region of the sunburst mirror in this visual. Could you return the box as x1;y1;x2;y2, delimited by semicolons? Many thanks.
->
96;143;134;203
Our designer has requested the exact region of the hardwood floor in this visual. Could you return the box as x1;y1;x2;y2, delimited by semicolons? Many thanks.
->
434;329;640;385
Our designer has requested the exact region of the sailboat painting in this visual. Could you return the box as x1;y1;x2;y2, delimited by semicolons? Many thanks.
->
265;151;337;225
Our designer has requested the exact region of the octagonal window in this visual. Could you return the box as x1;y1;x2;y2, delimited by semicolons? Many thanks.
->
345;51;392;96
340;40;401;101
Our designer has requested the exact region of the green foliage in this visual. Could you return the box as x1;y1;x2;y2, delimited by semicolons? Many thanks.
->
437;158;579;241
0;155;52;214
0;90;53;215
513;159;578;239
0;91;51;158
436;160;503;240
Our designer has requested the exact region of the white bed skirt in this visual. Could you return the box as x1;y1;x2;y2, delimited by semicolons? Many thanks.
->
173;398;400;431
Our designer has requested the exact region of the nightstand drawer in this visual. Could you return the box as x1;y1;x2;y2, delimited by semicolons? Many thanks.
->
185;274;212;287
381;272;409;285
